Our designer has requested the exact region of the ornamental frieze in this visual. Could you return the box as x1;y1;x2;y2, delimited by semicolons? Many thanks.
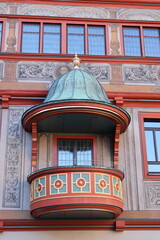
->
17;62;110;83
117;8;160;21
3;108;24;208
123;64;159;85
18;4;109;19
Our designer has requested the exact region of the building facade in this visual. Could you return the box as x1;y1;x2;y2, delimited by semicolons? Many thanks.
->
0;0;160;239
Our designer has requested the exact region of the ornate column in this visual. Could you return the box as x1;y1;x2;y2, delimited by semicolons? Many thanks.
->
109;23;120;55
6;5;18;52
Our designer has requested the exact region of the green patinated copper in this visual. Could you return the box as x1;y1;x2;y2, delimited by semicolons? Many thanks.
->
44;68;110;103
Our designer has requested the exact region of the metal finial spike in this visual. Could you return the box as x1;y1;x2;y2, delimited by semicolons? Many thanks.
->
72;53;81;69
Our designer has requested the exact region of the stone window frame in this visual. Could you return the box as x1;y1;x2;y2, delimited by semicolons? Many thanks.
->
120;23;160;57
18;19;109;55
0;19;5;52
140;112;160;179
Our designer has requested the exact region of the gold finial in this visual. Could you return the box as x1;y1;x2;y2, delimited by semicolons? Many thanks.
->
72;53;81;69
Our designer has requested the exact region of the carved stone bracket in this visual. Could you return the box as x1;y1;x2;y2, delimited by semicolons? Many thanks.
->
115;220;125;231
2;95;10;109
0;220;3;232
114;96;124;107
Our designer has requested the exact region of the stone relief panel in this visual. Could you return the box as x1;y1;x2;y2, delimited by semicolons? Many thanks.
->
117;8;160;21
144;182;160;209
17;4;109;19
3;108;24;208
17;62;110;83
123;64;160;85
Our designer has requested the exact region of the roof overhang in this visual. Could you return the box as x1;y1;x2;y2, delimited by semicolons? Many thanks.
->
22;100;130;133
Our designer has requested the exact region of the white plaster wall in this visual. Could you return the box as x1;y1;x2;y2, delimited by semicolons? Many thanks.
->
120;107;160;211
1;230;160;240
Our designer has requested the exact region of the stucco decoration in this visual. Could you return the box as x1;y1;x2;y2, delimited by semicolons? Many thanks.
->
64;7;109;19
18;4;109;19
3;108;24;208
117;8;160;21
17;62;110;83
123;64;159;85
144;182;160;209
0;3;8;14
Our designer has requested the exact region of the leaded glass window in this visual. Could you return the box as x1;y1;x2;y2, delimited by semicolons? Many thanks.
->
88;26;105;55
143;28;160;57
43;24;61;53
123;27;141;56
67;25;85;54
21;23;40;53
58;139;93;166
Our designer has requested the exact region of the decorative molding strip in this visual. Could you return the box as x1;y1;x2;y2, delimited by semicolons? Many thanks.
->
1;218;160;231
3;108;24;208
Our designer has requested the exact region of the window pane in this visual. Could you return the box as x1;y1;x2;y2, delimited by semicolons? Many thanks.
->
88;26;105;55
58;139;74;166
77;140;92;165
67;25;84;54
43;24;61;53
148;164;160;173
155;131;160;161
123;27;141;56
143;28;160;57
145;130;156;162
21;23;40;53
144;121;160;127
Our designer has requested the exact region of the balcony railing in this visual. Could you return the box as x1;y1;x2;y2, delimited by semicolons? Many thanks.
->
28;166;124;219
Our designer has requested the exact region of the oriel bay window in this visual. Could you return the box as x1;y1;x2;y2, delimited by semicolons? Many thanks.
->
20;21;106;55
123;26;160;57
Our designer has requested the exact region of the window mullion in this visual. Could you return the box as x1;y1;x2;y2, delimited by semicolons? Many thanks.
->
39;22;43;53
140;26;145;57
85;24;88;55
153;130;159;162
62;22;66;54
73;141;77;166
